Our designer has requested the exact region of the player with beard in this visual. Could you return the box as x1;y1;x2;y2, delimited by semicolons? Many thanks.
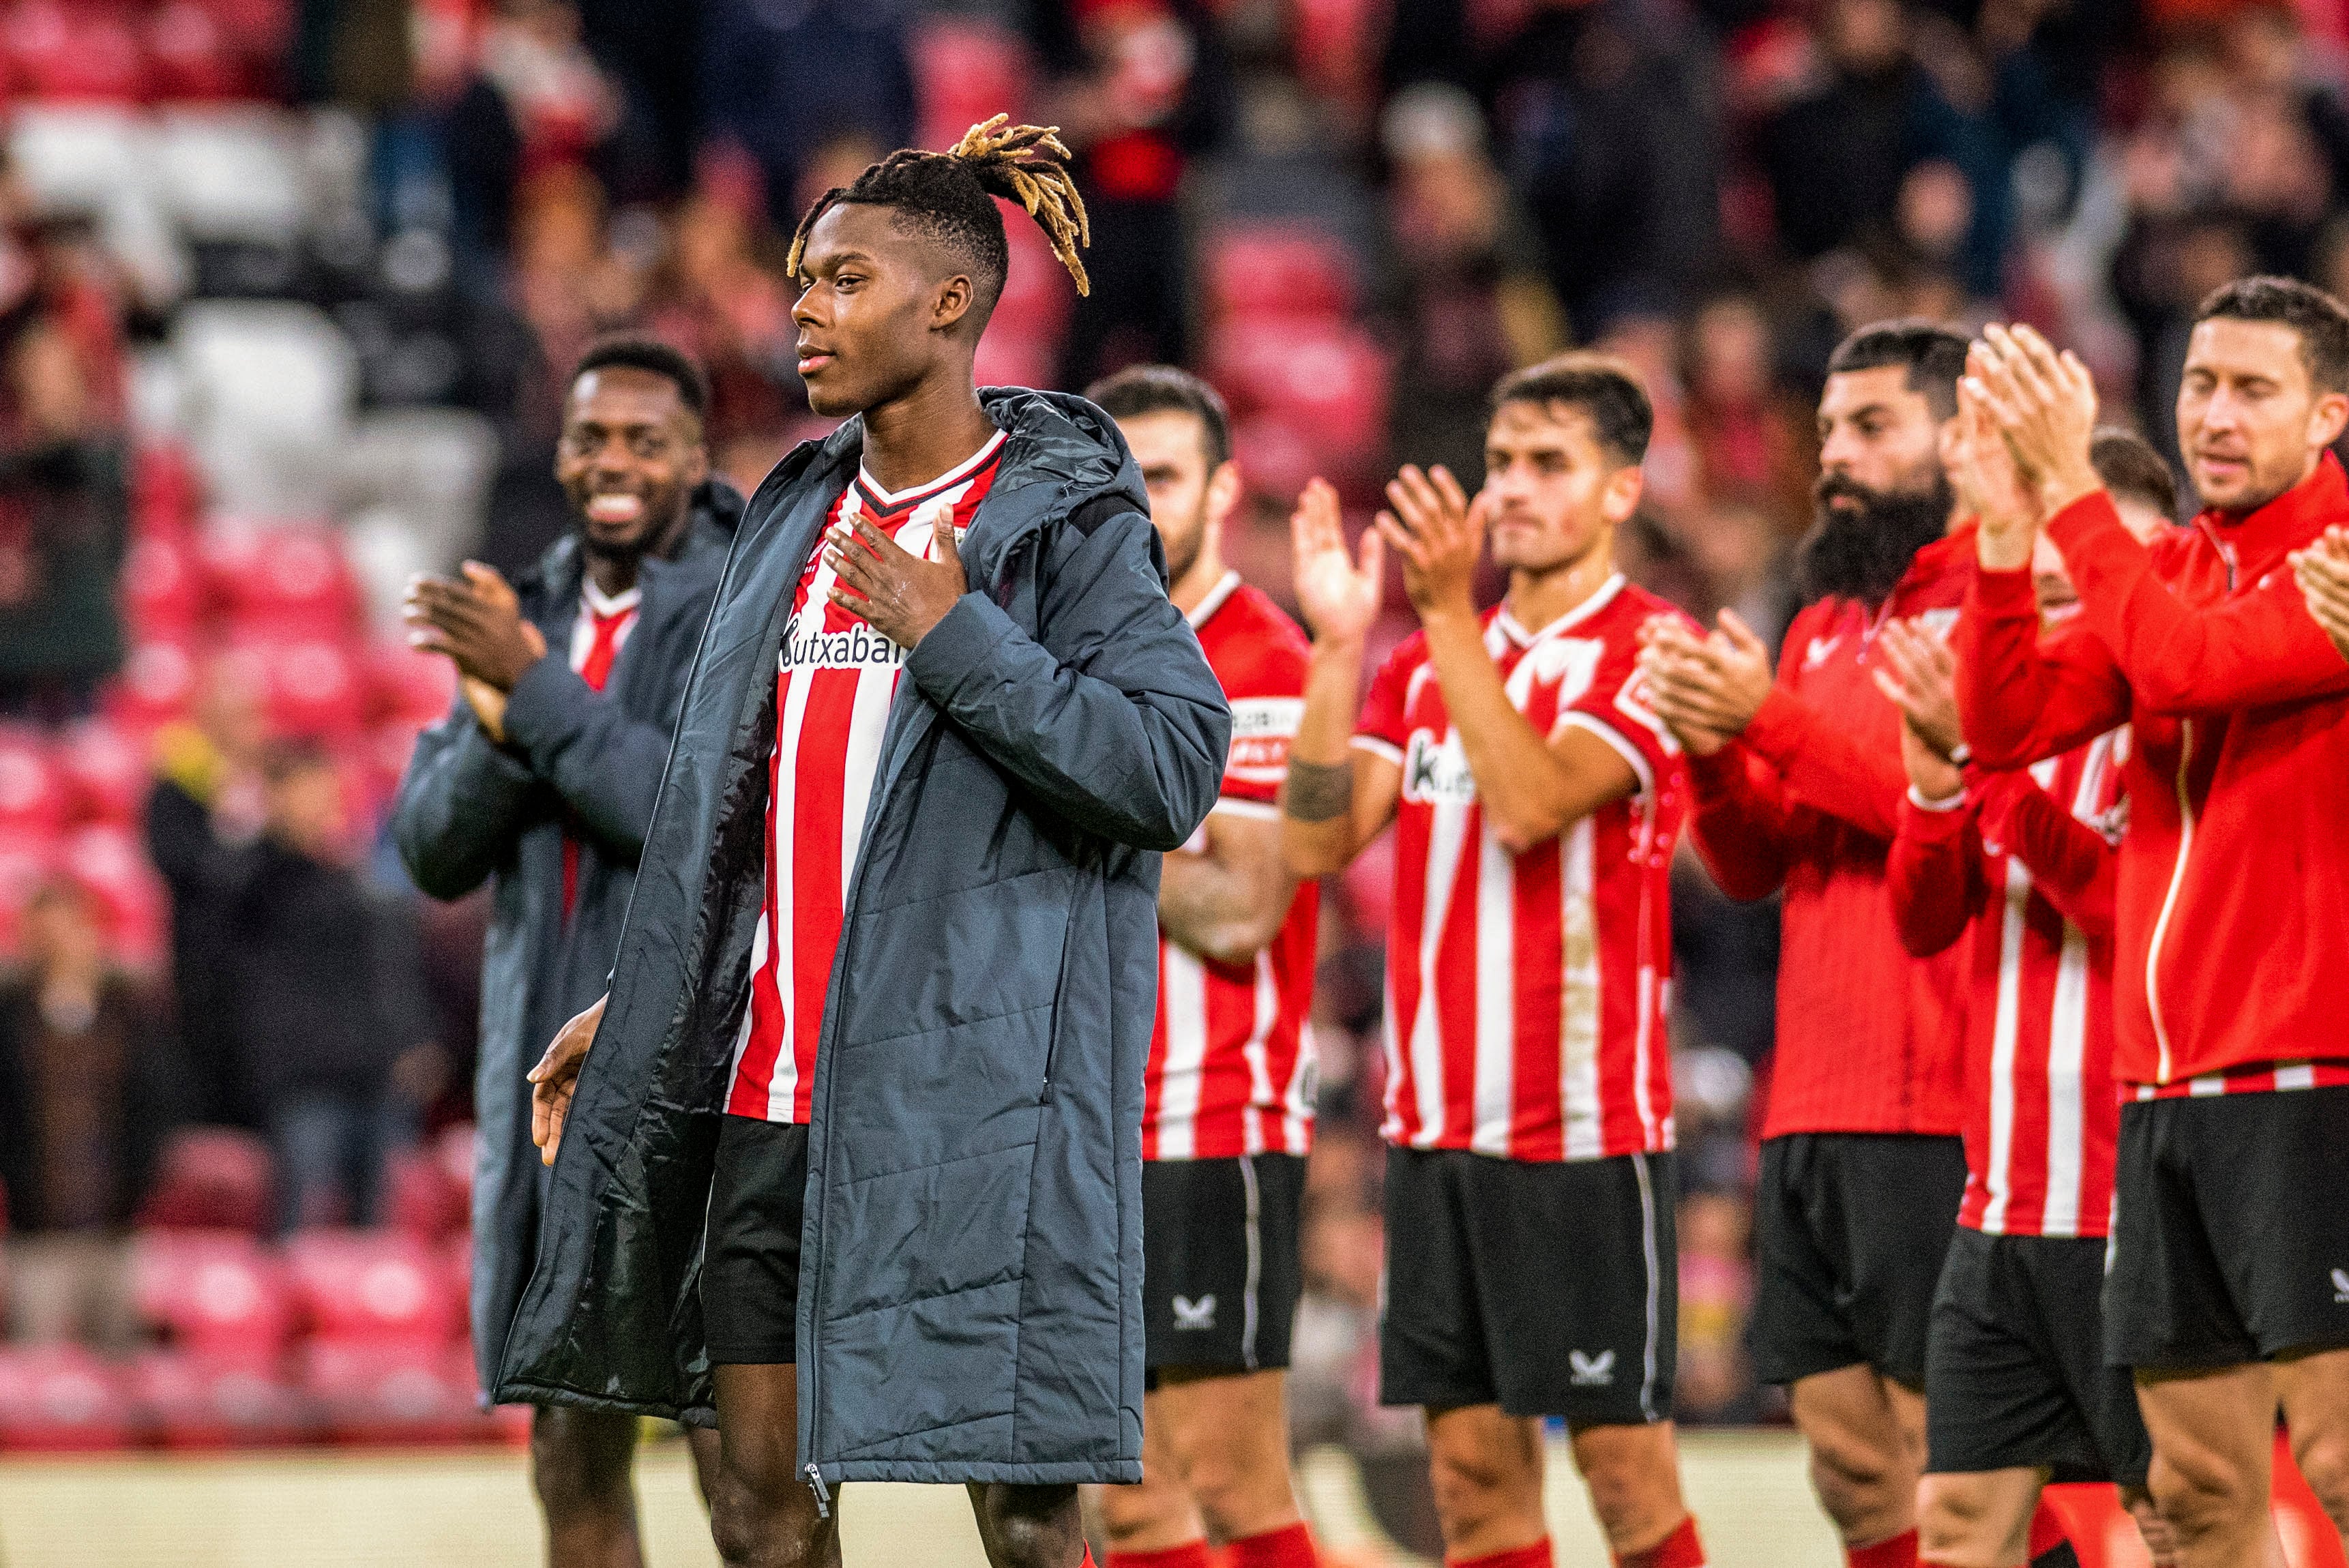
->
1959;288;2349;1567
1083;365;1322;1568
394;337;735;1567
1634;322;1977;1568
503;121;1228;1568
1284;354;1708;1568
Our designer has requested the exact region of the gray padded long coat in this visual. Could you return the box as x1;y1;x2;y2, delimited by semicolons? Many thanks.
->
493;389;1230;1491
389;488;737;1398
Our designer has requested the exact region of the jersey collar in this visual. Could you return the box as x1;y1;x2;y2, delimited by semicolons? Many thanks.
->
1492;572;1627;650
1184;569;1243;630
855;428;1007;512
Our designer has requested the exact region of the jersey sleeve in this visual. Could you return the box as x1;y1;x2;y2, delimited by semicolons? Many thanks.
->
1552;622;1681;799
1351;633;1421;767
1214;631;1309;815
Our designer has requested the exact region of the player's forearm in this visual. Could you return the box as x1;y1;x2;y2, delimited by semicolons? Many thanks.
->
1157;844;1294;964
1282;634;1367;876
1419;610;1580;851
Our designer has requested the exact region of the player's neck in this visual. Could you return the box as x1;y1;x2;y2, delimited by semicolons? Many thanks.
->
858;371;998;497
1168;538;1228;618
1503;542;1616;634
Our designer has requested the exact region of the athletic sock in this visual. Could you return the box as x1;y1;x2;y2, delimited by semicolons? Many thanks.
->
1228;1522;1318;1567
1104;1545;1211;1568
1844;1528;1919;1568
1615;1515;1707;1567
2026;1503;2080;1568
1445;1541;1556;1568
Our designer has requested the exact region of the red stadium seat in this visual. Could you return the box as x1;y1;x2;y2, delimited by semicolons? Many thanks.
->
137;1127;275;1233
132;442;203;540
120;533;206;635
284;1228;462;1346
1208;320;1389;477
1204;226;1357;325
129;1228;295;1357
104;636;201;732
220;635;367;739
0;1345;136;1452
0;830;57;956
55;716;150;825
0;725;66;836
146;0;245;102
990;201;1077;341
366;640;456;727
128;1348;309;1449
209;522;361;638
911;19;1030;157
59;822;166;965
973;329;1056;396
384;1147;467;1241
300;1338;482;1445
4;0;152;104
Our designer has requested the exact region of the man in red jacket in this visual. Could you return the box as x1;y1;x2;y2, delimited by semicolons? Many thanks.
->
1635;321;1975;1568
1958;284;2349;1567
1878;426;2180;1568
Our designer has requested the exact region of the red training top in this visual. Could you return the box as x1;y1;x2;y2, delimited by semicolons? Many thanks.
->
1683;529;1973;1140
1956;455;2349;1095
1887;733;2127;1237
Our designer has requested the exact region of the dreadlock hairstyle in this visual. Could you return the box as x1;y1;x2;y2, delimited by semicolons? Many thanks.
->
786;116;1092;322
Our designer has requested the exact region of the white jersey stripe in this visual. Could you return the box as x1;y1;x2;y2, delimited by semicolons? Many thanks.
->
1471;827;1516;1156
1157;945;1209;1160
1561;817;1603;1160
1409;783;1468;1148
2041;925;2091;1236
1982;855;2030;1234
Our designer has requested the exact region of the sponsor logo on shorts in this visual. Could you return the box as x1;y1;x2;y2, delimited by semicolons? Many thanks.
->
1172;1294;1217;1331
2333;1267;2349;1304
1568;1348;1616;1387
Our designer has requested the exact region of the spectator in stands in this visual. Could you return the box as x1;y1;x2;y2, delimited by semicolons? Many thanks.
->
697;0;917;227
0;878;174;1346
227;740;435;1233
393;336;734;1556
147;662;270;1129
1031;0;1235;384
0;316;130;721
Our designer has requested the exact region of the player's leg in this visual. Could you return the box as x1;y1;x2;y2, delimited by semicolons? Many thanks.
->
1102;1368;1312;1562
531;1405;649;1567
709;1364;838;1568
2277;1346;2349;1540
1915;1468;2045;1567
1567;1421;1704;1565
1792;1365;1928;1551
2134;1363;2282;1567
969;1482;1089;1568
686;1423;724;1507
1425;1403;1551;1560
1094;1385;1207;1558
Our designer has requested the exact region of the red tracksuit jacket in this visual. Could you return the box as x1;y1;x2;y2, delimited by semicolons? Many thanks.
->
1886;739;2125;1238
1685;530;1973;1139
1956;454;2349;1092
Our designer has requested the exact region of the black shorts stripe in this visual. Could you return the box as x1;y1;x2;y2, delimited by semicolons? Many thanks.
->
1142;1153;1305;1374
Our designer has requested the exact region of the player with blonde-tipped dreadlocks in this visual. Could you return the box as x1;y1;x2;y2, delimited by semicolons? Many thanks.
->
509;119;1228;1568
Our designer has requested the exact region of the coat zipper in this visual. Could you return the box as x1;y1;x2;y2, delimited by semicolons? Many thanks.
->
2144;719;2194;1083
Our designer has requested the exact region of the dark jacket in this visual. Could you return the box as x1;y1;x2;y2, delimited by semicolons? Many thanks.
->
494;390;1229;1489
390;484;739;1397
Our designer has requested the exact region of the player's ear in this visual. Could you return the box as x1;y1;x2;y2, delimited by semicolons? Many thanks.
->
1205;458;1243;527
1602;460;1644;524
2309;389;2349;452
932;272;977;334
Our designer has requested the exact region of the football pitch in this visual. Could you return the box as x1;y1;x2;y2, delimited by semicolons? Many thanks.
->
0;1432;1848;1566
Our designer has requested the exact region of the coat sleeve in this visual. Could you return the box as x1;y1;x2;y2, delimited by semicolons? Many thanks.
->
1887;788;1985;958
1683;741;1797;902
389;704;542;900
2046;488;2349;715
1957;564;2132;768
903;506;1232;852
1740;683;1905;842
497;653;683;864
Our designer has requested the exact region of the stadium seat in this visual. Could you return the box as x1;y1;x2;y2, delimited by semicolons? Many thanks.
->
366;641;455;728
973;329;1055;396
104;636;201;733
1208;319;1389;474
3;1;151;104
989;201;1076;342
0;725;66;836
59;822;166;964
284;1228;462;1346
0;1344;136;1452
153;108;306;243
145;0;246;103
7;104;151;216
173;301;358;518
911;19;1030;156
132;441;204;539
137;1128;275;1233
128;1348;310;1449
383;1148;467;1242
55;716;151;825
1204;226;1357;325
128;1228;295;1359
300;1337;482;1445
218;634;366;740
0;829;57;956
209;520;361;638
119;531;206;634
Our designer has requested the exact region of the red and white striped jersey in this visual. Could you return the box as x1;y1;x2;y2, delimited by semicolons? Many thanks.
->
1961;733;2127;1238
1144;572;1319;1161
1353;576;1688;1162
726;432;1007;1123
2128;1063;2349;1100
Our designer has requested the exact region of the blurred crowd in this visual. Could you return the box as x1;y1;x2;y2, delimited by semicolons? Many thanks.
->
0;0;2344;1470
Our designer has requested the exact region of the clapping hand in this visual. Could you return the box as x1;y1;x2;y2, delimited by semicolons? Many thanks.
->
1289;477;1385;645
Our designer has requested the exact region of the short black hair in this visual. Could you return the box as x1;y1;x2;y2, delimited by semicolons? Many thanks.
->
1826;319;1972;419
788;117;1090;321
1490;351;1654;467
1086;365;1232;468
2089;427;2178;522
570;335;710;422
2193;275;2349;394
